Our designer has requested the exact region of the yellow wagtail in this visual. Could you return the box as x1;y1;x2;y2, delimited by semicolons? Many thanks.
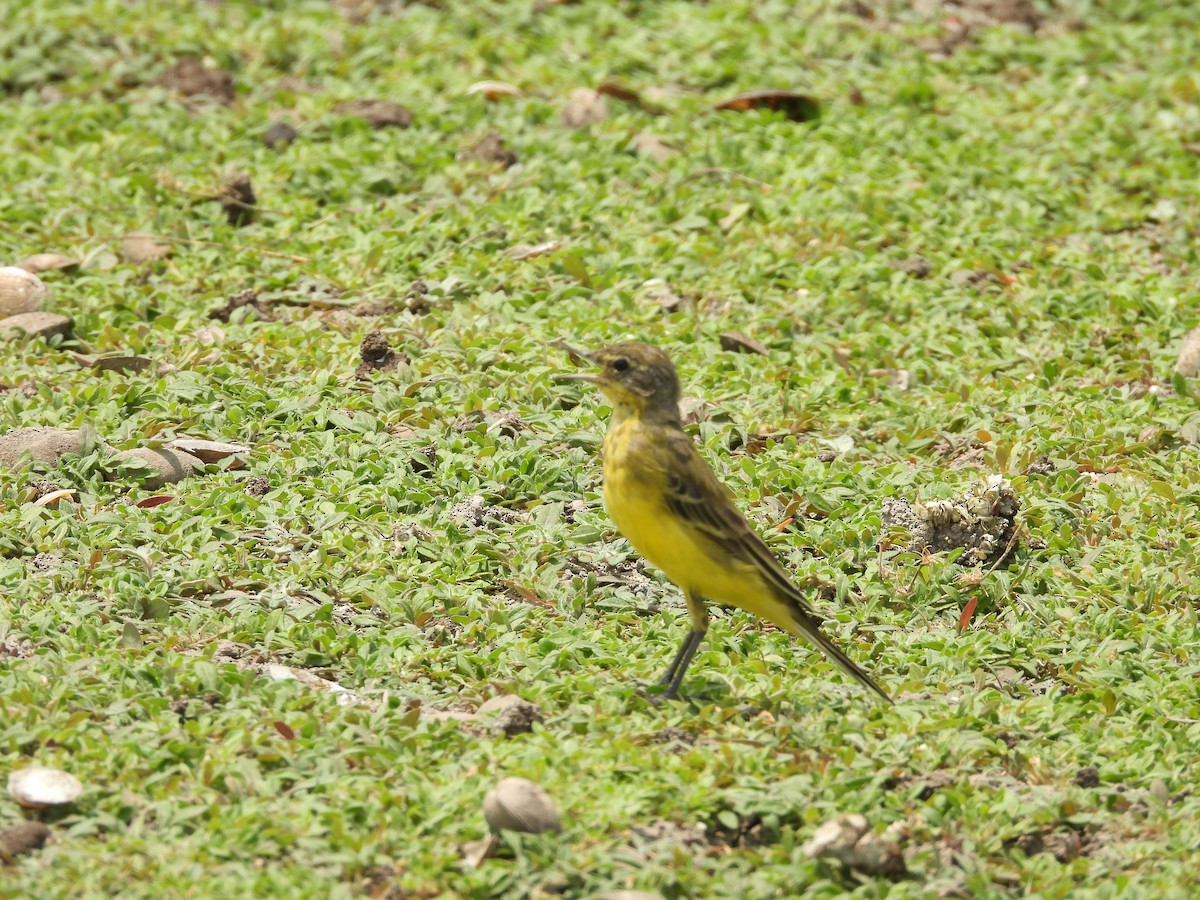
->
559;341;891;703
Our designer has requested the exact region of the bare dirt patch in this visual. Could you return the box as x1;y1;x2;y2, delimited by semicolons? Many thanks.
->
156;56;235;104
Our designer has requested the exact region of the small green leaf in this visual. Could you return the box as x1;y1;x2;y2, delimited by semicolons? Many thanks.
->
559;252;593;288
1150;481;1176;502
717;810;740;831
121;622;142;649
718;202;752;232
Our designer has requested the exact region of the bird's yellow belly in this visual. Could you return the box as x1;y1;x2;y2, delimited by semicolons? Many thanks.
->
604;429;751;604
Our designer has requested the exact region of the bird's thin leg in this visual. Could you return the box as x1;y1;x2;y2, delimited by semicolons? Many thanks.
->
658;592;710;700
661;629;705;700
656;629;702;687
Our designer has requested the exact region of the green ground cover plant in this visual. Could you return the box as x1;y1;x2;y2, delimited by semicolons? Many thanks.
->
3;1;1200;896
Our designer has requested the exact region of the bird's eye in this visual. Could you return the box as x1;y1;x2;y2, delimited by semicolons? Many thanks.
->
611;357;631;373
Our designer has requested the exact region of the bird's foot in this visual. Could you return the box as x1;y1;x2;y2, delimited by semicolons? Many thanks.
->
636;683;683;703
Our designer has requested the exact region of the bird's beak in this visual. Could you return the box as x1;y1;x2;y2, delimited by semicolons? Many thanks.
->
551;340;600;383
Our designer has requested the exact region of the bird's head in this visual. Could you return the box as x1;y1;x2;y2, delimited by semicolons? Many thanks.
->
557;341;682;420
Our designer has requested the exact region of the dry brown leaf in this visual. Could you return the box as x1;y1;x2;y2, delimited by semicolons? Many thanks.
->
506;241;563;260
32;488;77;508
465;80;522;101
596;79;666;114
714;90;820;122
135;495;176;509
719;331;769;355
72;353;155;373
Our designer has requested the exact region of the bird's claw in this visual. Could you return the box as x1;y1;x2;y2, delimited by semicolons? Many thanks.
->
636;683;682;703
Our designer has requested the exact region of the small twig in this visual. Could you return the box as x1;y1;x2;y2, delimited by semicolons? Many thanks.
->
684;167;771;191
154;173;286;218
130;234;311;264
985;523;1024;579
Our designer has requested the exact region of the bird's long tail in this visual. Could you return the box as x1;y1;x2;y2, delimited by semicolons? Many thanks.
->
787;609;893;705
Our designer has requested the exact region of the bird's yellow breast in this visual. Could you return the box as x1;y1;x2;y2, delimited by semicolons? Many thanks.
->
602;418;759;606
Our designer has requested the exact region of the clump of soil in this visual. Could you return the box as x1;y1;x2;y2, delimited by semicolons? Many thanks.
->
453;410;529;438
477;694;544;736
1008;827;1083;863
209;288;274;322
458;131;518;168
336;99;413;129
220;173;256;226
908;0;1069;57
449;495;524;531
630;820;715;849
947;0;1045;29
353;280;431;317
355;330;408;378
156;56;236;104
263;121;298;149
244;475;270;497
890;256;932;278
1;637;34;658
562;87;607;127
652;726;696;747
881;475;1019;566
0;821;51;863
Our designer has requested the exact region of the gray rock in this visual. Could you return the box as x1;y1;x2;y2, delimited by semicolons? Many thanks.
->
0;427;89;468
109;448;202;488
0;267;50;316
122;233;172;264
483;777;561;835
1175;326;1200;376
0;311;72;341
803;813;906;878
16;253;80;274
630;132;675;162
562;88;607;128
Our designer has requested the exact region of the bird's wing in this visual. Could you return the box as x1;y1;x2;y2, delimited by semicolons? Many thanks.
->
658;431;823;622
658;430;893;705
